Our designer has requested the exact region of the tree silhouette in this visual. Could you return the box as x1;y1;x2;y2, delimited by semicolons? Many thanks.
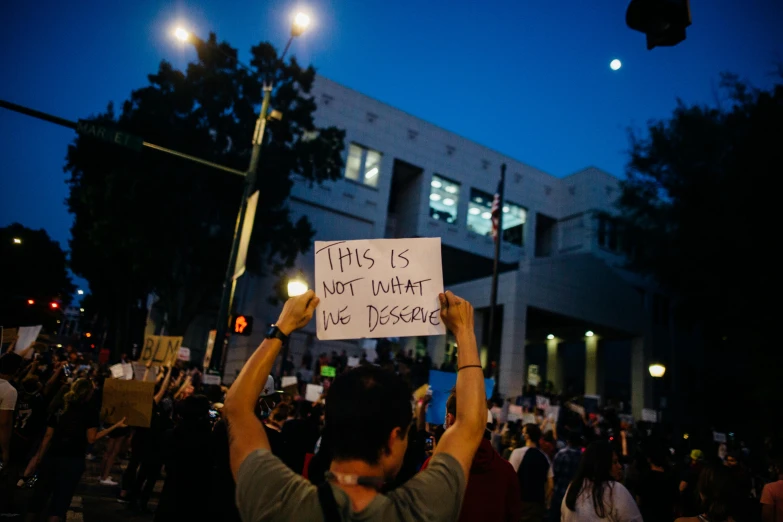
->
0;223;75;332
616;74;782;429
65;34;344;352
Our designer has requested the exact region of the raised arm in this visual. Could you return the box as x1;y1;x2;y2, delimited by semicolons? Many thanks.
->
154;365;173;404
223;290;319;480
432;291;487;479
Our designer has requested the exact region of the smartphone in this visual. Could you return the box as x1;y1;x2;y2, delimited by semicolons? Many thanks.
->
424;436;434;451
208;409;219;419
62;365;72;378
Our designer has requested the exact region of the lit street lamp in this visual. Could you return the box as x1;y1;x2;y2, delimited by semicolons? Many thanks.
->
172;12;313;375
77;289;84;295
12;237;21;244
649;363;666;378
287;278;308;297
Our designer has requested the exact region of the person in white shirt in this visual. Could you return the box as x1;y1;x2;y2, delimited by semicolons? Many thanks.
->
0;352;23;468
561;440;642;522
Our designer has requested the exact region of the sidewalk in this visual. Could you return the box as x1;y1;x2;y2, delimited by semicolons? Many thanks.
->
8;453;160;522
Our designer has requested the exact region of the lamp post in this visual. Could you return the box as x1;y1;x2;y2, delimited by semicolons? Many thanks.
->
173;12;312;376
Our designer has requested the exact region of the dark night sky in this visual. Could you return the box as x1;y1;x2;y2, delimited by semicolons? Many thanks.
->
2;1;782;293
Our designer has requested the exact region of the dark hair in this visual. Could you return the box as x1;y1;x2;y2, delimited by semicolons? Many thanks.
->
270;403;291;423
178;394;210;422
0;353;22;375
567;430;583;448
698;465;738;522
565;440;615;517
524;423;542;446
324;365;412;464
646;441;669;468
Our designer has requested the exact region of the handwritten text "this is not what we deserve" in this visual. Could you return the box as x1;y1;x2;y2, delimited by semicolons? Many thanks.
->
314;238;447;340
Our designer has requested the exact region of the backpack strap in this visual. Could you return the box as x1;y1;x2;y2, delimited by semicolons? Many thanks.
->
317;481;342;522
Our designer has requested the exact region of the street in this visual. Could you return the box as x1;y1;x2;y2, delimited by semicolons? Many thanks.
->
9;450;160;522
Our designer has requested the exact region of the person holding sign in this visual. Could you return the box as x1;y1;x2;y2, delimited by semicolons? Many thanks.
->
224;289;487;521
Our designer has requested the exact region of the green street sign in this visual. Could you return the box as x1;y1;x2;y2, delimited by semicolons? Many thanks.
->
76;119;143;151
321;365;336;378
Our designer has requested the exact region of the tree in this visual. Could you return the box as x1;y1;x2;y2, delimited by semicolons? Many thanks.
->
65;34;344;354
616;74;783;431
0;223;75;331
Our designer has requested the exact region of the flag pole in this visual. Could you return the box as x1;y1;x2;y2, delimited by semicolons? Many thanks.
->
488;163;506;387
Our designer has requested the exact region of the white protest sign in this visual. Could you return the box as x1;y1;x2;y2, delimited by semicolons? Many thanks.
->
132;361;158;382
202;373;222;386
281;376;298;388
536;395;550;411
522;413;537;425
305;384;323;402
178;347;191;362
314;238;445;340
507;405;523;422
110;364;124;379
713;431;727;443
347;356;360;368
15;325;42;357
122;363;134;380
548;405;561;423
641;408;658;422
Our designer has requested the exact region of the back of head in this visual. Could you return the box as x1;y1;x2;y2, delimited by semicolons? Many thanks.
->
565;440;615;517
567;430;583;448
178;394;210;422
0;352;23;376
270;402;291;423
525;423;542;446
325;365;412;464
699;465;738;522
64;378;93;410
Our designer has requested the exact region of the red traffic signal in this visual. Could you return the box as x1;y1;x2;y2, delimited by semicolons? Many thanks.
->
232;315;253;336
27;299;35;305
626;0;691;50
50;302;59;309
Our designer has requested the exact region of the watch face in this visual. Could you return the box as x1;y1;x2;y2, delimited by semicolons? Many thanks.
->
266;325;278;338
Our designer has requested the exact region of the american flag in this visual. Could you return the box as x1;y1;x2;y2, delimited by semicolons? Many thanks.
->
491;179;502;242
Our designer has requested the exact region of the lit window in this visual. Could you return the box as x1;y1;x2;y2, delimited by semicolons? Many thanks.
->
344;143;382;188
429;174;460;224
466;189;526;245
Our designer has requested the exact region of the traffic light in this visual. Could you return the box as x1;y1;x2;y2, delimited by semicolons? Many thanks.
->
626;0;691;50
50;302;59;309
232;315;253;336
27;299;34;305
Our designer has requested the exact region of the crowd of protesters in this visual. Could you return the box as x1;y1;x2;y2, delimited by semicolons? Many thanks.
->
1;290;782;521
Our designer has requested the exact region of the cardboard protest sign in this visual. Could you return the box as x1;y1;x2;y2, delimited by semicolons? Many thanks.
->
203;330;216;370
305;384;323;403
425;370;495;424
347;356;360;368
202;373;222;386
140;335;182;366
110;364;124;379
314;238;446;340
15;326;42;357
320;365;336;377
1;327;18;344
178;347;191;362
101;379;155;428
132;361;158;382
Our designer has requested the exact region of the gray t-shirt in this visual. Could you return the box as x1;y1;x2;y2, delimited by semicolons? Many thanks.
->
236;449;466;521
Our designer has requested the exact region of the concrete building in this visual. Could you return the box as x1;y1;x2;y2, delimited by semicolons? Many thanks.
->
224;76;681;419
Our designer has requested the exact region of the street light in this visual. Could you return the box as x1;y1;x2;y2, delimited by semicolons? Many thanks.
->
546;334;555;340
77;289;84;295
27;299;35;305
174;27;190;42
649;363;666;378
585;330;595;337
287;278;308;297
191;10;312;376
13;237;21;244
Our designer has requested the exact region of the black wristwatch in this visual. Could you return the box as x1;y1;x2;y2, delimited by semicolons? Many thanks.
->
265;324;289;344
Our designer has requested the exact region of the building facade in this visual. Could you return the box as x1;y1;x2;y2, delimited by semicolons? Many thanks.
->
224;76;682;419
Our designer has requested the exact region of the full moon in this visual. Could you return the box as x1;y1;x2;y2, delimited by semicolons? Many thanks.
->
610;59;622;71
